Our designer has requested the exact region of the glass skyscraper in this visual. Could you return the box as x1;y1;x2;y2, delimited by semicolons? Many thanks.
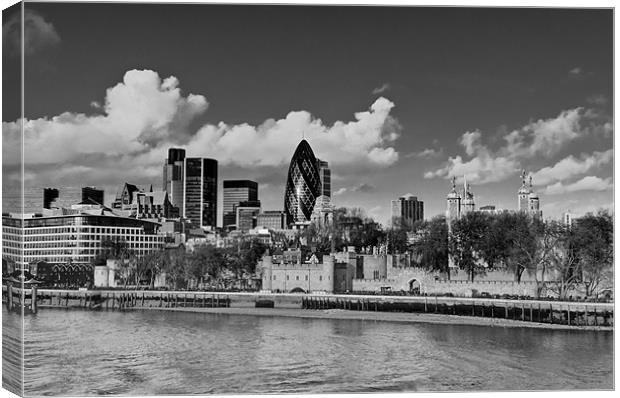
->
184;158;218;229
163;148;186;214
318;160;331;198
284;140;322;226
223;180;258;228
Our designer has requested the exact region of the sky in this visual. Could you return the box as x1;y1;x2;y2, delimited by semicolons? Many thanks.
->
1;3;614;226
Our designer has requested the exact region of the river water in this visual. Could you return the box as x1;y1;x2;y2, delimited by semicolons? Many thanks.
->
2;307;613;395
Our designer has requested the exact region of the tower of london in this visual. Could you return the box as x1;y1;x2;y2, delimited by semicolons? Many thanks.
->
446;170;542;226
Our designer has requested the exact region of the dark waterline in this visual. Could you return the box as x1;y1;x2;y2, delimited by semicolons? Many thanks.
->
2;307;613;395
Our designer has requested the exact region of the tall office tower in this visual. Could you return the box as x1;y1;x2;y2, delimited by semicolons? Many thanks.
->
284;140;322;227
317;160;331;198
391;194;424;229
223;180;258;228
81;187;104;205
184;158;218;229
43;188;59;209
235;200;262;233
163;148;186;215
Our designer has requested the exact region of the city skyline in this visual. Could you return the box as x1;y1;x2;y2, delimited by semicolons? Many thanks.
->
2;4;613;225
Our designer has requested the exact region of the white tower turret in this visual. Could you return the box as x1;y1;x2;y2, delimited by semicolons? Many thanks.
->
446;176;461;230
518;169;530;211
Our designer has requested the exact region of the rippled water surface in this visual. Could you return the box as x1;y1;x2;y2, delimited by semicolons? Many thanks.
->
2;307;613;395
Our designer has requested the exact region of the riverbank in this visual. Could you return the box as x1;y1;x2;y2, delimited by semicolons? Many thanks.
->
6;286;613;330
88;305;614;331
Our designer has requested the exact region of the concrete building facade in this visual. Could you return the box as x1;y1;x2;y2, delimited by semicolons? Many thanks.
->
2;212;164;269
391;194;424;229
256;211;286;230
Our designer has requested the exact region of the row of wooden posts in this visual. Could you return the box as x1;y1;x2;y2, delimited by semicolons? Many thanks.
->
301;296;613;327
3;286;613;328
3;288;232;312
5;284;39;314
37;291;233;310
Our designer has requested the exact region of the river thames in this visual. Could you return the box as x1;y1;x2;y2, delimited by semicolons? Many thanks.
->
2;307;613;395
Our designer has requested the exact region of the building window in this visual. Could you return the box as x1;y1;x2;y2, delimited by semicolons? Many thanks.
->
296;275;299;281
305;275;308;281
286;275;289;280
319;276;322;281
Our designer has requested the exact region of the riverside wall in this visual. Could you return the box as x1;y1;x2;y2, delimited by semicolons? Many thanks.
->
351;266;585;298
2;286;613;329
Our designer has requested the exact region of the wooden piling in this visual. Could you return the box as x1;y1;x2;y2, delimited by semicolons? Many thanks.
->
7;284;13;310
31;286;38;314
549;304;553;324
594;307;598;326
567;305;571;326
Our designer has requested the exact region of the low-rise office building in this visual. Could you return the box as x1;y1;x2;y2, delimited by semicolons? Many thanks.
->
2;211;165;270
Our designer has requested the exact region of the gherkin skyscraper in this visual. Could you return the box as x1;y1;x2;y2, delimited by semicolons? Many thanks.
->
284;140;322;226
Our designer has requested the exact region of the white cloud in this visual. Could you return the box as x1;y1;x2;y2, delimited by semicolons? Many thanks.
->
544;176;613;195
569;67;582;76
334;188;348;196
372;83;390;95
424;153;518;184
2;69;401;190
503;108;583;158
586;94;608;106
3;9;61;56
406;147;443;159
186;96;400;168
424;107;611;184
531;150;613;185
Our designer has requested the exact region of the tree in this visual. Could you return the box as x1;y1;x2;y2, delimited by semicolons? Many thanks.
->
570;210;613;297
492;212;539;282
546;223;580;300
96;238;135;287
411;215;449;276
449;212;491;281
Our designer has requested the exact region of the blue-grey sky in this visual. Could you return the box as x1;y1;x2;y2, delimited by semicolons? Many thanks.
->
2;3;613;225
